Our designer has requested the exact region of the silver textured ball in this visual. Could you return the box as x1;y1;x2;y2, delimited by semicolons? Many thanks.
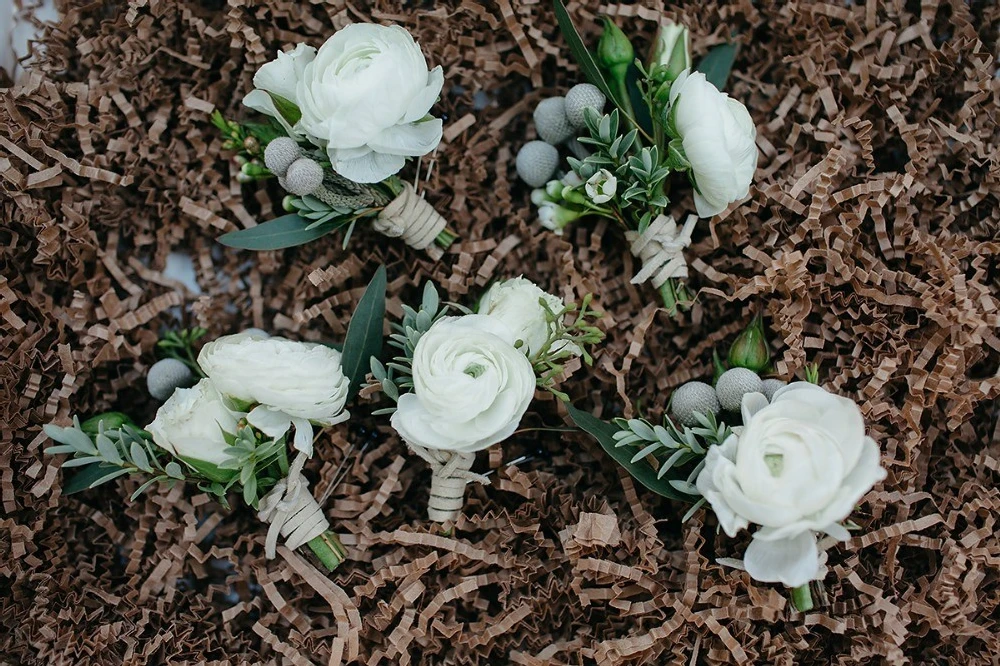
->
670;381;721;427
565;83;607;129
716;368;764;412
283;157;325;196
533;97;575;144
760;379;787;402
516;140;560;188
147;358;195;402
263;137;301;177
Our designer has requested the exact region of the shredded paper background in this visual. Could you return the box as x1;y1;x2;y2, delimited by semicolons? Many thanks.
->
2;1;998;664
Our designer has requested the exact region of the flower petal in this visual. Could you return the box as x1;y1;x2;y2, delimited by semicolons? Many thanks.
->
290;416;314;457
743;531;821;588
246;405;292;439
330;150;406;183
367;119;443;157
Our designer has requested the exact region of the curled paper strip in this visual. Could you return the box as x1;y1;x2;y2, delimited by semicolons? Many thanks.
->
257;452;329;559
408;445;491;523
374;182;448;252
624;214;698;287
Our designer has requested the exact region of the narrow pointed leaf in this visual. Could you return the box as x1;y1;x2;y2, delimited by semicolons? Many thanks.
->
218;214;334;251
552;0;615;102
64;464;131;495
697;43;738;91
341;265;387;401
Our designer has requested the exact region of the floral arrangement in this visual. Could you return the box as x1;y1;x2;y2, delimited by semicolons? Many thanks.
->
516;2;758;314
369;277;603;524
212;24;457;256
43;269;388;571
569;316;887;611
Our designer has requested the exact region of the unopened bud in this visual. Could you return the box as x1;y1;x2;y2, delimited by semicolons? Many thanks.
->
727;313;770;373
597;17;634;82
649;22;690;83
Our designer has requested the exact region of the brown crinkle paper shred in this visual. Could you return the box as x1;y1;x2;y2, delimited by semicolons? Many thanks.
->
2;1;999;664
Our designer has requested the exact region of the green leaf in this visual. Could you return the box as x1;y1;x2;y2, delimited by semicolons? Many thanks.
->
553;0;615;103
697;43;738;91
179;455;239;484
566;403;699;502
81;412;135;436
129;441;151;472
217;214;334;251
341;265;387;401
265;92;302;126
64;463;131;495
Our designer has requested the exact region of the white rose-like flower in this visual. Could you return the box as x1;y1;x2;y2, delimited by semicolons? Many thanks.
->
584;169;617;204
243;43;317;136
146;378;240;467
292;23;444;183
696;382;886;588
390;315;536;453
478;277;579;359
669;69;758;218
198;333;351;455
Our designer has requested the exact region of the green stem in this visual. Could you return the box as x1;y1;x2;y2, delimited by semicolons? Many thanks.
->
307;530;347;571
791;583;814;612
659;281;678;317
435;228;458;249
276;445;289;476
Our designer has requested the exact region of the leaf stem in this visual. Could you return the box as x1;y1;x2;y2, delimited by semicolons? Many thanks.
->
791;583;814;612
307;530;347;571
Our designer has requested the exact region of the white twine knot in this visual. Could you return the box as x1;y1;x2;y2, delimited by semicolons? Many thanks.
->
624;214;698;288
374;182;448;252
257;451;330;560
408;445;490;523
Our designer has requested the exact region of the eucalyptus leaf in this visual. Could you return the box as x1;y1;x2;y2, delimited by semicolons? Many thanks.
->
64;464;131;495
130;441;151;472
566;403;698;502
218;214;334;251
266;92;302;126
341;265;387;401
697;43;738;91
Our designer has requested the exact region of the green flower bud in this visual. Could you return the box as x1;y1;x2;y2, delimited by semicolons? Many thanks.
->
282;195;297;212
727;313;770;373
597;17;634;81
649;22;690;83
81;411;135;435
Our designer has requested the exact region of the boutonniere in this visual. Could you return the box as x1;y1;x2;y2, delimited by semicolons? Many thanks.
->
369;277;603;524
44;269;387;571
570;315;886;611
517;2;758;315
212;24;457;256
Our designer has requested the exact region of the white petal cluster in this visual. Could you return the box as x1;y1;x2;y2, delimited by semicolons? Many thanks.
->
696;383;886;587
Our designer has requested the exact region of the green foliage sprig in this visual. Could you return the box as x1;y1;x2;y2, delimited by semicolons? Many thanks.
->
157;327;208;377
531;294;603;400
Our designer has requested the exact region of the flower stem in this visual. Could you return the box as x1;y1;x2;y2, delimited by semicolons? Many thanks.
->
435;228;458;249
791;583;814;612
307;530;347;571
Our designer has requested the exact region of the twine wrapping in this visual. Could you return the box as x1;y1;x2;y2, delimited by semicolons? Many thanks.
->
408;445;491;523
624;214;698;288
373;182;448;252
257;451;330;560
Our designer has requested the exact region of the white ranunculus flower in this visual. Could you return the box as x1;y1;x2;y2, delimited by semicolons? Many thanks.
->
584;169;617;204
291;23;444;183
696;382;886;587
146;378;240;467
669;69;758;218
243;43;317;136
198;332;351;455
478;277;579;359
390;315;536;453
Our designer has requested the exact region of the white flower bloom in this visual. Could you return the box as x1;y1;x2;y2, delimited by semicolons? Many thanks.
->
198;332;350;455
390;315;536;453
696;382;886;588
242;43;317;136
296;24;443;183
669;69;758;218
584;169;617;204
537;202;580;235
478;277;578;359
146;378;240;467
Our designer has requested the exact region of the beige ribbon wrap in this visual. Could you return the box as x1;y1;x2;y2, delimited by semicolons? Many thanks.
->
257;451;329;560
624;214;698;288
374;182;448;253
408;445;491;524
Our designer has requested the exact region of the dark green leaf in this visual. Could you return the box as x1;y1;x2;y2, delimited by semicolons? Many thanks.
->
697;43;738;91
217;214;333;251
81;412;135;436
566;403;699;502
553;0;615;102
266;92;302;126
64;464;131;495
179;455;239;484
341;265;387;401
625;64;654;136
